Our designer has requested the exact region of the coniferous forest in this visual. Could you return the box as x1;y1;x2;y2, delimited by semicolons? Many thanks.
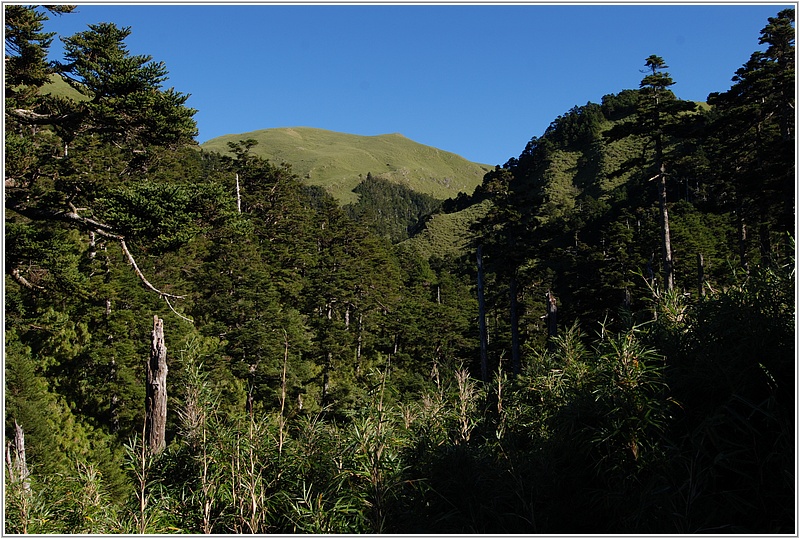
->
4;6;795;534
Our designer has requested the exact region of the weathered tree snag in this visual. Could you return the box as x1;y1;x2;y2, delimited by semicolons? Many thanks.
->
5;421;30;492
355;313;363;376
697;252;705;298
545;291;558;349
321;352;332;406
278;329;289;456
235;173;242;213
145;315;168;454
476;245;489;382
509;273;521;375
738;208;749;272
655;164;674;292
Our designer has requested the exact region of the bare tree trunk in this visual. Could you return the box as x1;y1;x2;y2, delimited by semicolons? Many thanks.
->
88;230;97;260
355;313;363;376
322;352;331;406
649;71;674;293
146;315;168;454
278;329;288;456
321;302;333;405
546;291;558;349
697;252;705;298
739;220;749;271
6;421;30;492
236;173;242;213
657;166;674;292
476;245;489;382
509;273;521;375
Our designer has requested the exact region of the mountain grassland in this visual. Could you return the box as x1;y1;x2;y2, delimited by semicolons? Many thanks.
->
201;127;491;204
401;199;492;258
39;73;89;101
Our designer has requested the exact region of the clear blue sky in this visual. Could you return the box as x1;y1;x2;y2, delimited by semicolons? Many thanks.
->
42;2;789;166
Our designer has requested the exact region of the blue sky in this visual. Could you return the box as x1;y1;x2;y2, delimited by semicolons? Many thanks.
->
42;3;788;166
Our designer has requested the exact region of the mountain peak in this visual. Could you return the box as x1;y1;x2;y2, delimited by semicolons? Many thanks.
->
201;127;490;205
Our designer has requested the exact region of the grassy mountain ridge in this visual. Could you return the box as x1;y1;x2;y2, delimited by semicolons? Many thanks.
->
403;91;706;261
201;127;491;204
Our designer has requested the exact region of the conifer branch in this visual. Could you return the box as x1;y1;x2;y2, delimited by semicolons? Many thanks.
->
9;108;78;125
117;238;186;300
164;295;194;324
65;202;187;300
10;201;190;307
10;267;44;291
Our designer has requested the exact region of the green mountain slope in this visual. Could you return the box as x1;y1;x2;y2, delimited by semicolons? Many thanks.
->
403;91;707;261
39;74;89;101
401;199;491;259
201;127;491;204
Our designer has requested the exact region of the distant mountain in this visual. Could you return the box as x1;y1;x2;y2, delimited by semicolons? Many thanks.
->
201;127;492;205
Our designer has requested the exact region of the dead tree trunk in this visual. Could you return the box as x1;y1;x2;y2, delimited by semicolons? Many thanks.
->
737;197;749;272
236;173;242;213
509;273;521;375
355;312;363;376
545;291;558;349
278;329;289;456
476;245;489;383
657;165;674;292
5;421;30;492
146;315;168;455
321;352;331;406
697;252;705;298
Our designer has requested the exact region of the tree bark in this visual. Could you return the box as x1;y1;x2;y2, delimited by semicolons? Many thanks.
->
322;352;331;406
509;273;521;375
657;165;674;292
355;313;363;376
6;421;30;492
235;173;242;213
546;291;558;348
146;315;168;454
476;245;489;382
739;221;748;269
697;252;705;298
9;267;44;291
278;329;288;456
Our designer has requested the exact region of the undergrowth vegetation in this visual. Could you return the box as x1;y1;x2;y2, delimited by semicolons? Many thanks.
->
7;254;793;533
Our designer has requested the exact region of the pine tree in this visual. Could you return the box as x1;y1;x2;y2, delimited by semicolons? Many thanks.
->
639;55;676;291
706;8;795;266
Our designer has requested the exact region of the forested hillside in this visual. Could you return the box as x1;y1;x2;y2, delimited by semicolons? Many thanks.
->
4;6;795;534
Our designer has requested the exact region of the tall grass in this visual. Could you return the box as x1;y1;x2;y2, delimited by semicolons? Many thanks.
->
6;255;792;533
